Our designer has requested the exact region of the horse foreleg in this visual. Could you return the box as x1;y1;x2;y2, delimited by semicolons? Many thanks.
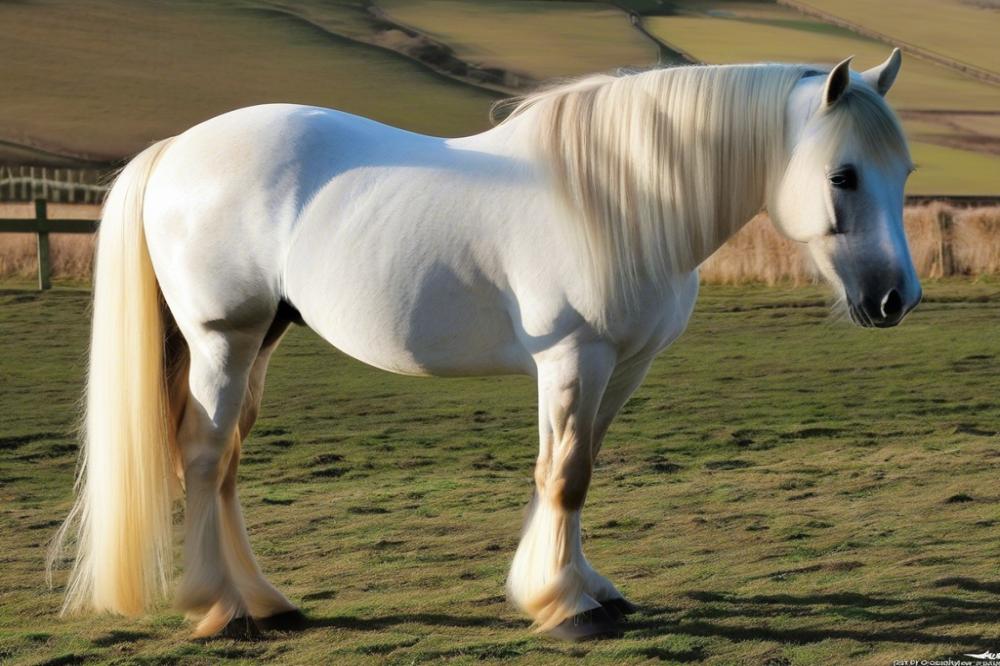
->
582;355;658;618
507;342;618;639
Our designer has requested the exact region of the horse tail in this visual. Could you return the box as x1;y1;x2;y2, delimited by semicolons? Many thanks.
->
48;137;183;616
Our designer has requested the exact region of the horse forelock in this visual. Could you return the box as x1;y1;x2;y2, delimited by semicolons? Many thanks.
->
807;83;912;170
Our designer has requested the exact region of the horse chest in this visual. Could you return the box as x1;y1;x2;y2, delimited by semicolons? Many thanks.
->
606;273;701;361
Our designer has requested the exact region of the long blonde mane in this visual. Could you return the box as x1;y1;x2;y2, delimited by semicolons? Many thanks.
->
503;64;808;322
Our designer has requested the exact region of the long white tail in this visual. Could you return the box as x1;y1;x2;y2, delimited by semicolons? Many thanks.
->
49;138;180;615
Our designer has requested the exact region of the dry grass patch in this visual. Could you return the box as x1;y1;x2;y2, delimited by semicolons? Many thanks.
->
700;204;1000;284
4;204;1000;285
0;204;99;280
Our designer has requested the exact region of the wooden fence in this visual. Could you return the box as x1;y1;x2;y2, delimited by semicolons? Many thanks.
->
0;195;1000;290
0;166;110;204
0;199;98;289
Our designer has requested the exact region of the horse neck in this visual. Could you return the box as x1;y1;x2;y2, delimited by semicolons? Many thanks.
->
509;65;801;321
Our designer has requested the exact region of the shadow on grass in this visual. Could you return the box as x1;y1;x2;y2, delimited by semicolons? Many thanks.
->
194;582;1000;657
298;612;708;662
303;612;525;632
623;587;1000;649
90;630;154;647
933;577;1000;594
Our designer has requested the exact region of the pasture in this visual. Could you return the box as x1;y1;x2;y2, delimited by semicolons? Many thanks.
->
2;281;999;665
643;1;1000;194
784;0;1000;77
1;0;999;194
0;0;497;161
376;0;655;80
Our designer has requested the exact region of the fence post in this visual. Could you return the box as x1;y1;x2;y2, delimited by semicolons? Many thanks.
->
35;199;51;290
935;204;956;277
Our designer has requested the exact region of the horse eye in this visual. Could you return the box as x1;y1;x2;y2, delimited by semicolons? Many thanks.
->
829;167;858;190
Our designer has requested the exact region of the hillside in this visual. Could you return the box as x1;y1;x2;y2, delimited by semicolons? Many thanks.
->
1;0;997;194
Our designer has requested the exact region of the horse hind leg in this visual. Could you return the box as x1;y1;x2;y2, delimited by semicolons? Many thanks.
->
171;319;275;638
217;313;305;631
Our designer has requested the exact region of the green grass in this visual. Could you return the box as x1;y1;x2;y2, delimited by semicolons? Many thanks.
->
0;0;497;161
790;0;1000;77
378;0;656;80
2;280;1000;664
909;141;1000;194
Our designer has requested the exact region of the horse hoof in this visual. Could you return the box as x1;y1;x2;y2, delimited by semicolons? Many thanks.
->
601;597;638;619
219;615;262;641
255;609;309;632
545;606;622;642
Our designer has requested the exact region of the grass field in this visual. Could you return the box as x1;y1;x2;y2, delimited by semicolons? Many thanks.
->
907;143;1000;194
788;0;1000;77
0;0;496;161
377;0;656;80
644;1;1000;193
2;281;1000;665
2;0;998;194
645;2;1000;112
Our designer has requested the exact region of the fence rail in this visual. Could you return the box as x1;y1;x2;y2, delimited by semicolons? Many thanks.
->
0;166;110;204
0;199;98;289
2;195;999;291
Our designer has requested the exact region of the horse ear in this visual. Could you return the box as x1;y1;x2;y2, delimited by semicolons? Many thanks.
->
822;57;853;109
861;48;902;96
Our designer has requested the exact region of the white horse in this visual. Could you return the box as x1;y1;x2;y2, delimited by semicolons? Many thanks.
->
51;52;920;641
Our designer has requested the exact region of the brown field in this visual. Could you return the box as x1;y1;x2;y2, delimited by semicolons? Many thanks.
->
2;203;998;285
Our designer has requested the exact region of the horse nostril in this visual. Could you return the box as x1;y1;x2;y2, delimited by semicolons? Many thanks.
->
881;289;903;319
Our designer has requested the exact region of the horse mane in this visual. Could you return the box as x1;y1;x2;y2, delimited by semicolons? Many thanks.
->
499;64;812;324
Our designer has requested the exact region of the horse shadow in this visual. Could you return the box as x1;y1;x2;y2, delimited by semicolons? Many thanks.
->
298;581;998;647
301;612;524;632
191;579;1000;657
625;585;1000;650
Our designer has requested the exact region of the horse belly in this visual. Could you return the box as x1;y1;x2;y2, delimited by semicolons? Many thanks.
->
306;280;524;377
286;227;527;378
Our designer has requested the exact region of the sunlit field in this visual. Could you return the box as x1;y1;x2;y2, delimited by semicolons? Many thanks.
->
377;0;655;80
643;1;1000;194
2;281;999;665
2;1;1000;664
0;0;497;162
787;0;1000;75
1;0;998;193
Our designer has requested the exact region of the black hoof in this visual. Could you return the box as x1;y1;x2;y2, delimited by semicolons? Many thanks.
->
545;606;622;642
255;608;309;632
219;615;262;641
601;597;639;620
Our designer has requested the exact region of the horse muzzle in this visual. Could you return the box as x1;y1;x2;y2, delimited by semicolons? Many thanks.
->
849;283;922;328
